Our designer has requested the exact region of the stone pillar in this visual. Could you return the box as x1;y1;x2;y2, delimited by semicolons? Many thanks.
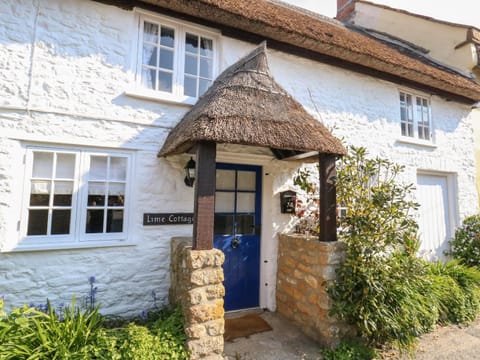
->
170;237;225;360
276;233;354;347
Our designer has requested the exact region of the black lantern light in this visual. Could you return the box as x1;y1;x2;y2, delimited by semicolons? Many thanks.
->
184;157;196;187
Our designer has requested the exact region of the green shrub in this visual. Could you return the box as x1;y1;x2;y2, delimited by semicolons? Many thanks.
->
322;339;378;360
328;147;434;351
446;215;480;267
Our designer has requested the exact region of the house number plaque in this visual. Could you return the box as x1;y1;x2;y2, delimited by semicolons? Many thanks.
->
143;213;194;226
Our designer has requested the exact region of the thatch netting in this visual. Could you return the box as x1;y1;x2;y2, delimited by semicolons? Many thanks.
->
158;43;346;159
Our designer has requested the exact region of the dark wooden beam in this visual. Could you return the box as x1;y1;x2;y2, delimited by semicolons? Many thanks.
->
319;154;337;242
192;141;216;250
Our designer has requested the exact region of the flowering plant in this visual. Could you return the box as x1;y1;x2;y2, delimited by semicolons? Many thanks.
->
446;214;480;267
293;167;320;235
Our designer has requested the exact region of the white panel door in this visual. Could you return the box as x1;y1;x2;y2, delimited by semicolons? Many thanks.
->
416;174;451;261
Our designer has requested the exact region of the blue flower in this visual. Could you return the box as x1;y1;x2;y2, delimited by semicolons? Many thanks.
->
88;275;96;284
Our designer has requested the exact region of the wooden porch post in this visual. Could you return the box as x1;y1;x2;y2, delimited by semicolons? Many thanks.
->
319;153;337;242
192;141;217;250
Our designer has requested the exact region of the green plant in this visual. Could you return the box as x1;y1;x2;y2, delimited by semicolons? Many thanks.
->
328;147;434;351
446;215;480;267
322;339;378;360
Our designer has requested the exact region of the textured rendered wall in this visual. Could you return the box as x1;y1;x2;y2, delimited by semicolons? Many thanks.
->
0;0;477;315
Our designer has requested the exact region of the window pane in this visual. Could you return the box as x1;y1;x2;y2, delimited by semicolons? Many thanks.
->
55;153;75;179
184;76;197;97
400;107;406;121
236;214;255;234
142;45;157;66
200;37;213;57
30;180;51;206
237;171;256;190
51;210;71;235
108;183;125;206
216;169;235;190
185;55;198;75
141;67;156;90
143;22;158;43
158;71;172;92
237;193;255;212
107;210;123;233
160;26;174;48
198;79;211;96
159;48;173;70
110;157;127;181
53;181;73;206
27;210;48;235
215;192;235;212
88;182;105;206
200;58;212;78
401;122;406;136
214;214;234;235
185;33;198;53
90;156;107;180
32;152;53;178
86;210;104;233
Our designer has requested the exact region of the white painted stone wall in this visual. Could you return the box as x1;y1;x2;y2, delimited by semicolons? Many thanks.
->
0;0;477;315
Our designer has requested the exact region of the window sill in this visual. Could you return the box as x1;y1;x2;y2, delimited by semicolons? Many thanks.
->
395;137;437;149
124;88;196;107
2;240;136;253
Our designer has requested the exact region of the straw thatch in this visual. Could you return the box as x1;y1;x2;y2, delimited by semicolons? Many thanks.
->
158;42;346;159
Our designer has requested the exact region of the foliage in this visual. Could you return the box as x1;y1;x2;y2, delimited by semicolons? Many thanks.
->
293;166;320;235
321;339;378;360
328;146;433;351
426;260;480;324
446;214;480;267
0;299;188;360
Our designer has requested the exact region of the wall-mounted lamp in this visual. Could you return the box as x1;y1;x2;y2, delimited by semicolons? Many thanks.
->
184;157;196;187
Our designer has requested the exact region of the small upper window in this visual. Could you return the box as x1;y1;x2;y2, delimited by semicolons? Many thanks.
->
137;13;217;101
399;91;431;141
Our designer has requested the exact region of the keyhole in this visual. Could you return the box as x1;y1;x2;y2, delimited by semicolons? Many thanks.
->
231;237;240;249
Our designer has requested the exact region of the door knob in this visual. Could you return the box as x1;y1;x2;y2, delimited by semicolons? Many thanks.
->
231;237;240;249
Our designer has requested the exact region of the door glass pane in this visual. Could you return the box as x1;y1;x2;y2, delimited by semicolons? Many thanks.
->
107;210;123;233
55;153;75;179
108;183;125;206
237;193;255;212
236;214;255;234
237;171;256;190
90;156;107;180
214;214;234;235
27;210;48;235
53;181;73;206
110;157;127;181
86;210;104;233
216;170;235;190
32;152;53;178
51;210;71;234
88;182;105;206
30;181;51;206
215;192;235;212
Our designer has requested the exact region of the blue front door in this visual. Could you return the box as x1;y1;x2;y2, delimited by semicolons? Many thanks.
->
214;163;262;311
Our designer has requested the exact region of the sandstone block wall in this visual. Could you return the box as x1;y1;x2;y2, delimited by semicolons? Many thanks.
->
276;233;353;347
170;237;225;360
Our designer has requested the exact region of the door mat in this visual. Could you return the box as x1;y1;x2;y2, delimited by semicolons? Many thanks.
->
224;314;273;342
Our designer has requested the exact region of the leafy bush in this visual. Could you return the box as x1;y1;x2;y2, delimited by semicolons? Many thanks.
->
328;147;433;351
427;260;480;324
446;215;480;267
321;339;378;360
0;299;188;360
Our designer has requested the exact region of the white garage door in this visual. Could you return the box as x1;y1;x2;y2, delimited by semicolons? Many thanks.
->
416;174;452;261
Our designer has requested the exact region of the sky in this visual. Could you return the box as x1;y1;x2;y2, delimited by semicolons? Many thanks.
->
281;0;480;28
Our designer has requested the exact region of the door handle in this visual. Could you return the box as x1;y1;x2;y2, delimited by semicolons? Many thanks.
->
231;237;240;249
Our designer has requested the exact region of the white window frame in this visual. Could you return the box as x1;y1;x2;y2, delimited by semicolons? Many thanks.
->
398;90;434;145
17;146;134;251
127;9;220;105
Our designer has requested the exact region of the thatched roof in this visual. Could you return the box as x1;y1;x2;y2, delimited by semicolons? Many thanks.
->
158;42;346;159
127;0;480;102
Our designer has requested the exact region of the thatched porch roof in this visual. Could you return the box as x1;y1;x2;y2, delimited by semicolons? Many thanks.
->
158;43;346;160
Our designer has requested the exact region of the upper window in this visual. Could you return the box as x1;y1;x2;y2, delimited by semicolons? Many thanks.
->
136;13;217;102
20;147;133;250
399;91;432;141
